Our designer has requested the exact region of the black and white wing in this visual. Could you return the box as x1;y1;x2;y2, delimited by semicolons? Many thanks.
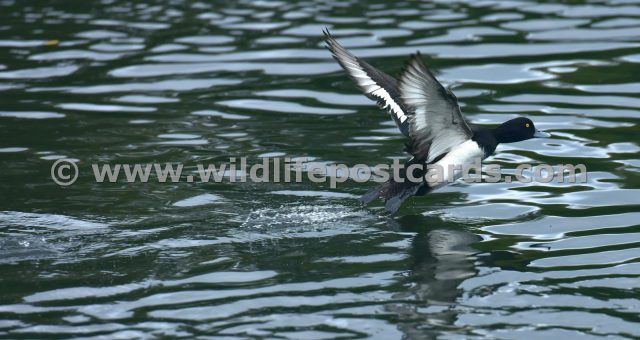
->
398;53;473;162
324;29;412;137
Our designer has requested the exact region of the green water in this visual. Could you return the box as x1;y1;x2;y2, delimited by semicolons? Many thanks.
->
1;0;640;338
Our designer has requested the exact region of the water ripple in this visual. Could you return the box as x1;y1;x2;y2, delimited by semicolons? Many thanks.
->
1;0;639;337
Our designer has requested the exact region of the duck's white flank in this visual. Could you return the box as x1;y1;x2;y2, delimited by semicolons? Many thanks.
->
426;139;484;185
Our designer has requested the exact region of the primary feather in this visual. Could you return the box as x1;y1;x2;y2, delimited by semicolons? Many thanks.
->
324;29;412;137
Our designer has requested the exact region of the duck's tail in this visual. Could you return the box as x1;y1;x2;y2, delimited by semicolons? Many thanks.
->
360;180;429;214
360;157;436;213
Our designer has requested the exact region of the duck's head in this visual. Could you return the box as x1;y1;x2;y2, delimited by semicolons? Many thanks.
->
494;117;550;143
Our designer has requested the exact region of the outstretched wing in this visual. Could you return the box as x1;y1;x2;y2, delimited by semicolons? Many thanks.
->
398;53;473;162
324;29;412;137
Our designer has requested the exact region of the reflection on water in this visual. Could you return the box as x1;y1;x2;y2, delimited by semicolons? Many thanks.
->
0;0;639;338
391;226;481;339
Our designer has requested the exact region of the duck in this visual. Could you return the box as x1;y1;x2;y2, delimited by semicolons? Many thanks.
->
323;30;551;214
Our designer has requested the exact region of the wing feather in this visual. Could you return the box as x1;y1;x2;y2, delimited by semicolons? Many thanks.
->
324;29;412;136
398;53;472;162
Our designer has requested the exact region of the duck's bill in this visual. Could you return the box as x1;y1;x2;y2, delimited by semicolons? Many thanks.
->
533;129;551;138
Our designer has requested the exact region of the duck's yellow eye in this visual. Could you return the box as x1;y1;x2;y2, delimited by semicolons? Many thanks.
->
525;123;530;128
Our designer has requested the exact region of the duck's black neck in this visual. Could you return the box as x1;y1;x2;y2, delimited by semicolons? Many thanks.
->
493;124;524;143
471;127;498;157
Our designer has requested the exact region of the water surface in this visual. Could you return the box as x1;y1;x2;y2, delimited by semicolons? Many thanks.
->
1;0;639;338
